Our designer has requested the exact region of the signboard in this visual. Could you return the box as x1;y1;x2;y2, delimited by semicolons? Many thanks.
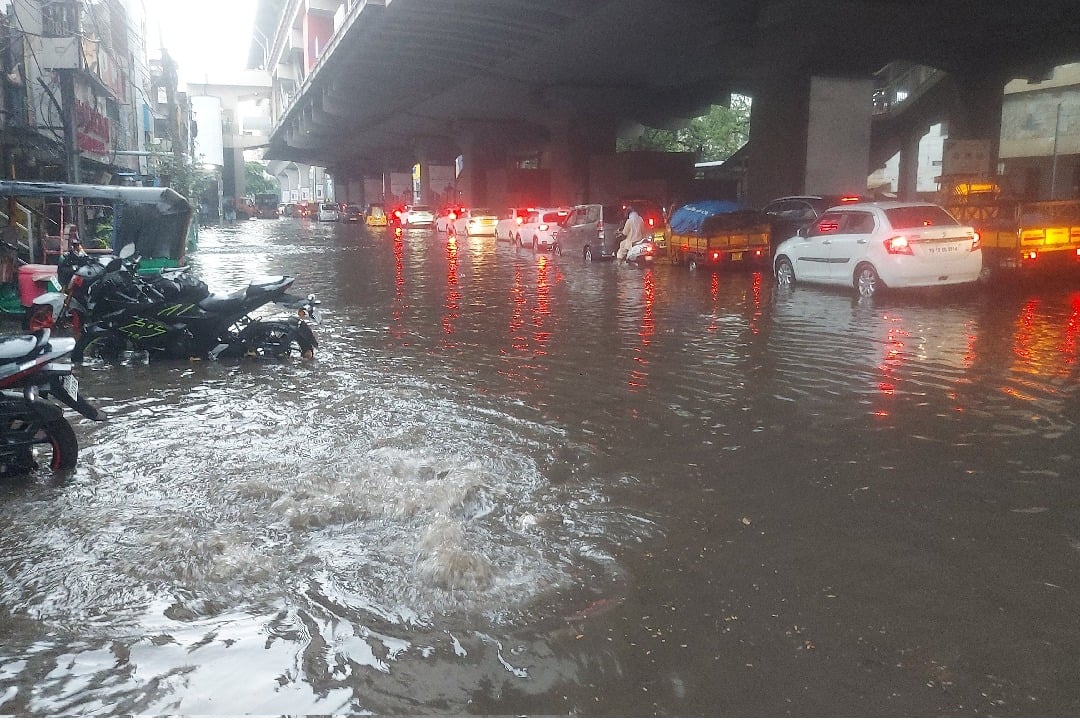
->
941;139;992;176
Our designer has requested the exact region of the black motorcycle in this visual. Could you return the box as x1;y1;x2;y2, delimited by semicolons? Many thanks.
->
0;329;105;476
72;250;321;362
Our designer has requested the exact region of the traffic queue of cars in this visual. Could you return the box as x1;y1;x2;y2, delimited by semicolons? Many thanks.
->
285;194;993;298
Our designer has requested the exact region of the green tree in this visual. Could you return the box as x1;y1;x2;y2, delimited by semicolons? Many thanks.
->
617;96;751;162
245;161;277;196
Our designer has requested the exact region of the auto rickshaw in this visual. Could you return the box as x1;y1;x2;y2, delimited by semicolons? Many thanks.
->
365;203;388;227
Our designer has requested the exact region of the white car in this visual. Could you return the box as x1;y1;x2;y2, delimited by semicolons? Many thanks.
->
516;207;570;250
452;208;498;236
772;201;982;297
317;203;340;222
401;204;435;228
495;207;530;241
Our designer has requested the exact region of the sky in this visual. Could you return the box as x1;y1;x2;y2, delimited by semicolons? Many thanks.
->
143;0;258;87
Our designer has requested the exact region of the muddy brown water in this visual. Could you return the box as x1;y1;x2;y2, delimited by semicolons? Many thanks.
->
1;219;1079;715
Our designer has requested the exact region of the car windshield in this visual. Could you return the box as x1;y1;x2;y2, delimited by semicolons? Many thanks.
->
472;208;495;216
321;204;336;210
411;205;432;212
885;205;958;229
542;211;567;223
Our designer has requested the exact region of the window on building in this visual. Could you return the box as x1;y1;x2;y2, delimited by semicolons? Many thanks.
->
42;2;80;37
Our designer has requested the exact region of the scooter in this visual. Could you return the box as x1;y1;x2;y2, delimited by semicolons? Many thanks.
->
0;328;104;476
616;231;658;264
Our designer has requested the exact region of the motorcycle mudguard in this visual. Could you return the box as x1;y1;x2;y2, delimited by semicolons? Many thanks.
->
49;375;106;421
31;292;65;315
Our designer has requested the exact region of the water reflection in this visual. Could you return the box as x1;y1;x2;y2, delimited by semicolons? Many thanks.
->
1;220;1079;715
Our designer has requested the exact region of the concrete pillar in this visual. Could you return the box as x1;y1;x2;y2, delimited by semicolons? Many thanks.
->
749;74;873;207
452;123;507;207
896;126;924;201
545;118;617;205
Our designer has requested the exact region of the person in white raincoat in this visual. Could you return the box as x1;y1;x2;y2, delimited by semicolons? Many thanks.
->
617;206;645;260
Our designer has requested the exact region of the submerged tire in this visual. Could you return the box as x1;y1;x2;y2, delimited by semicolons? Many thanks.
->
246;323;307;359
0;399;79;477
73;329;132;363
854;263;881;297
775;256;795;288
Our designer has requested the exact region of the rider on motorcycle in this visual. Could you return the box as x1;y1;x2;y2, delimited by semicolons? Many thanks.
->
616;205;646;261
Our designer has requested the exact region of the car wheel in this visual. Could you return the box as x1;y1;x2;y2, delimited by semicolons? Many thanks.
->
688;256;699;271
774;256;795;287
854;263;881;297
584;247;593;262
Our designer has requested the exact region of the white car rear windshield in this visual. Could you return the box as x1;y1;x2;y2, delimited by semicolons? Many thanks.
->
885;206;958;229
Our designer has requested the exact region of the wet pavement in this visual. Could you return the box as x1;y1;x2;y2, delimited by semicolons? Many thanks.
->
1;218;1079;715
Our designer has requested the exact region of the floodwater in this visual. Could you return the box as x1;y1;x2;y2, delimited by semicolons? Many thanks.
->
2;218;1079;716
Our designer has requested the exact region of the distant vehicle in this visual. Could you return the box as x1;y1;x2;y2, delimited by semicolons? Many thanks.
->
253;193;280;219
317;203;340;222
452;208;498;236
401;204;435;228
495;207;530;242
516;207;569;250
557;203;633;261
435;205;464;233
773;201;982;297
761;194;864;247
365;203;387;227
342;204;363;222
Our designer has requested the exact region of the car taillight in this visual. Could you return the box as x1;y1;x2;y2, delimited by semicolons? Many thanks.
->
884;236;913;255
538;223;549;231
971;231;981;250
515;217;523;225
596;221;604;239
1024;250;1038;260
647;217;655;227
711;251;721;262
449;212;457;220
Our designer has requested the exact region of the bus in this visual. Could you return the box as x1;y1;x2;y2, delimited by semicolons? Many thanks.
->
253;193;280;219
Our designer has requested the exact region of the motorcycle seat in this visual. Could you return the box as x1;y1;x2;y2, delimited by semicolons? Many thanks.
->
0;332;46;361
198;290;247;313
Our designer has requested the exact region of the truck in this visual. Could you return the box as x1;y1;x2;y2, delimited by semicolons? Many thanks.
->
940;178;1080;279
667;200;771;270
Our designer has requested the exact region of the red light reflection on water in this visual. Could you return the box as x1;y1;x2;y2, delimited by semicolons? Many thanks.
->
441;236;460;340
873;312;910;418
390;233;407;341
532;256;552;355
627;269;656;390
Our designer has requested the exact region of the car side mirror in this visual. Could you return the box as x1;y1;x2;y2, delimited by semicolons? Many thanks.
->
119;243;136;259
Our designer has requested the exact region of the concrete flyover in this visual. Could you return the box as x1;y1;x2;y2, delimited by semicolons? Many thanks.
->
257;0;1080;206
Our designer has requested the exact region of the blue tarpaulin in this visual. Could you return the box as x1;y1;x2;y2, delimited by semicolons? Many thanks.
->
669;200;747;235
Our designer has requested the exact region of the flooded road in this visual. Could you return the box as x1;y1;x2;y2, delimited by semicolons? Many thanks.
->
2;218;1079;715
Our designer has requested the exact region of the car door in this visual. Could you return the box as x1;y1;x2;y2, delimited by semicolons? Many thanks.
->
563;206;588;250
794;211;844;281
825;211;877;282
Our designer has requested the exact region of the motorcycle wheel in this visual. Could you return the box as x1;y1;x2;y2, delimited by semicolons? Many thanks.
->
0;398;79;477
73;328;132;363
23;304;54;333
246;323;310;360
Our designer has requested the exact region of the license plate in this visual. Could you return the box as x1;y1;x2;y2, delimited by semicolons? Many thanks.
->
62;373;78;400
731;251;743;261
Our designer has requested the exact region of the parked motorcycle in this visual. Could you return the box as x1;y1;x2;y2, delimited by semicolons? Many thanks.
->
0;328;104;476
72;252;321;362
24;242;116;336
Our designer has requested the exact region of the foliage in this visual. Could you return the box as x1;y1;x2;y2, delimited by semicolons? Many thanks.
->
616;96;751;162
154;151;215;203
245;161;277;195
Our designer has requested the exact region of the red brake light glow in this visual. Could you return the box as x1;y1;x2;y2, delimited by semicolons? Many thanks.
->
885;236;913;255
971;231;981;250
538;223;549;231
840;195;861;203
